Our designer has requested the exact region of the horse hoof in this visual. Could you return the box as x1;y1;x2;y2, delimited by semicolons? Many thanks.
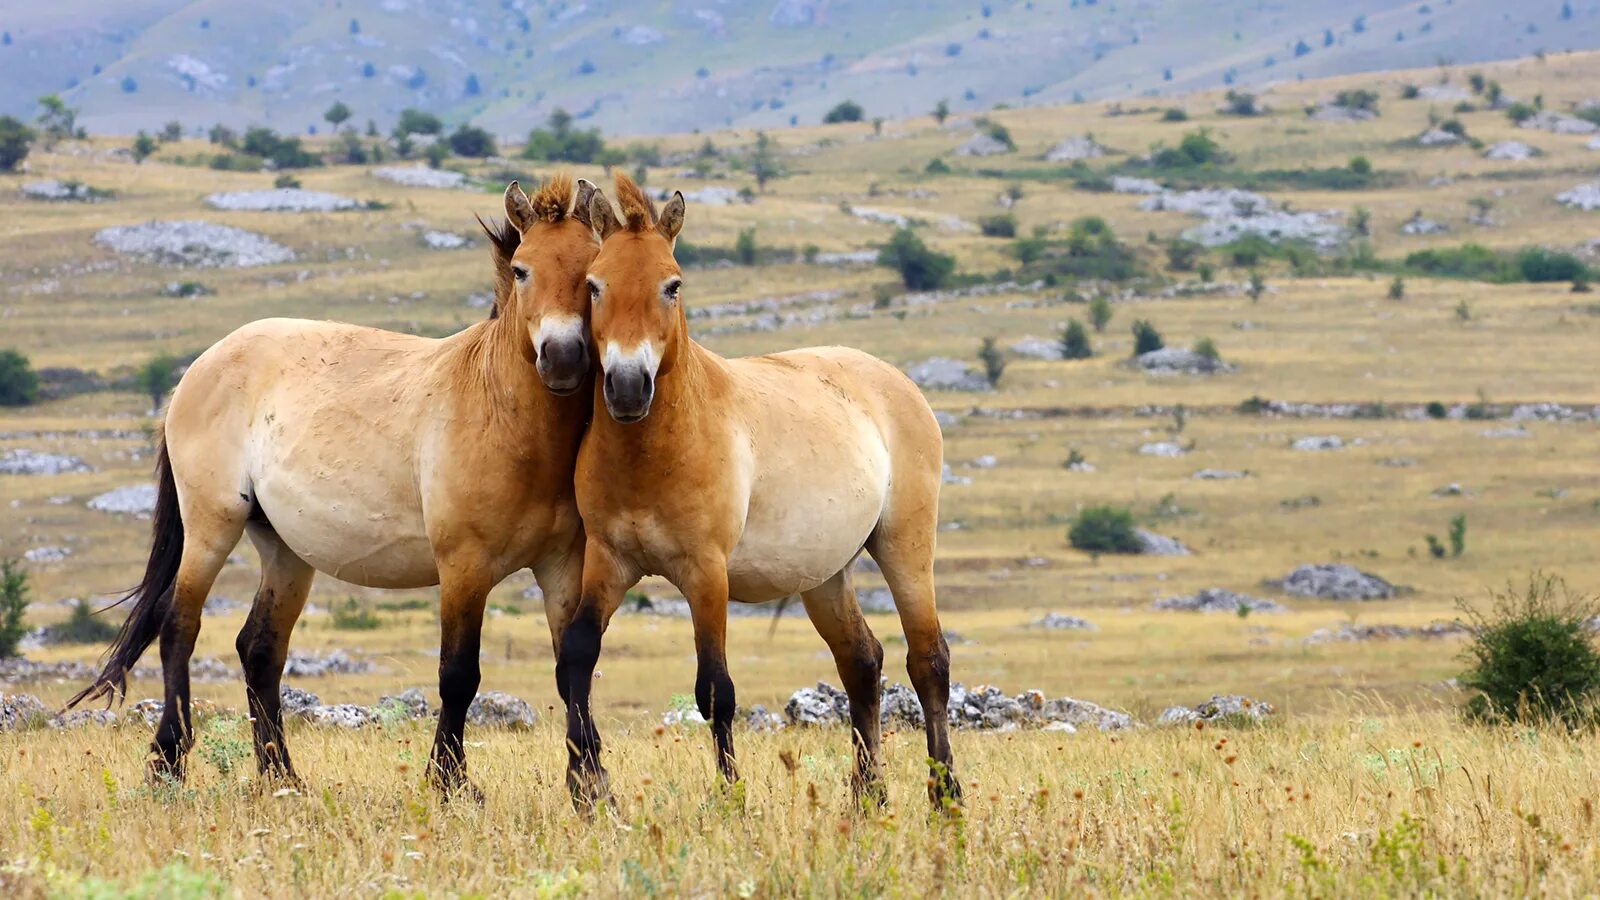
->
566;767;610;816
854;777;889;811
146;758;186;788
927;772;962;811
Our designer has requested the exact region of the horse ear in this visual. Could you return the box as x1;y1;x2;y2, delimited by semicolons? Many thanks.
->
588;190;622;242
504;181;534;232
656;191;685;246
572;178;599;230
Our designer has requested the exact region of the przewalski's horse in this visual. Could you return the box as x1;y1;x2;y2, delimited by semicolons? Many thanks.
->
557;172;959;811
69;177;602;796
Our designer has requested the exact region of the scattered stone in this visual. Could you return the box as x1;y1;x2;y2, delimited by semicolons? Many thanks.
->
279;685;321;715
1277;563;1395;600
904;357;990;392
880;683;924;728
1416;127;1463;146
785;681;1134;731
48;709;119;729
1135;528;1190;557
129;699;165;727
677;186;742;206
375;688;431;719
0;658;98;684
1030;612;1097;631
848;206;910;227
1033;695;1134;732
1111;176;1164;194
1304;621;1469;644
1556;183;1600;211
370;165;468;189
1008;337;1065;360
87;484;158;516
742;704;784;732
785;681;851;726
1136;347;1234;375
954;132;1012;157
421;230;470;250
1399;213;1448;235
1292;435;1344;451
282;650;374;677
94;220;294;268
21;546;70;564
1142;188;1343;249
1484;140;1539;161
1;449;92;476
304;704;378;729
202;596;245;615
969;455;997;469
20;179;106;202
1138;442;1186;457
811;250;878;265
204;189;362;212
1433;483;1467;497
1158;694;1274;725
465;691;536;728
1;693;49;731
1154;588;1285;614
1416;85;1472;102
1518;110;1598;135
1308;104;1376;123
1589;136;1600;151
1044;135;1106;162
856;587;896;614
1192;469;1248;480
661;705;707;727
1481;426;1531;439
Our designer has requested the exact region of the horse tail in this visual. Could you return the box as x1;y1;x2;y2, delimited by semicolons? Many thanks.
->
66;439;183;709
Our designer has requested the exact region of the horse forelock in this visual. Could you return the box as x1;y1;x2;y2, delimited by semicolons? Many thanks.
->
530;172;575;223
612;171;657;232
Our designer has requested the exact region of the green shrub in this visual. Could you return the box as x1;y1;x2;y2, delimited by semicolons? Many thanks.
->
1222;90;1259;116
1192;336;1220;361
522;109;610;163
1131;319;1164;355
1403;244;1504;280
1165;239;1202;271
47;599;118;644
823;100;864;124
1068;506;1142;554
1516;248;1588;283
878;228;955;290
734;228;758;266
1151;128;1227;168
0;560;29;659
1425;401;1448;419
1348;155;1373;175
395;108;443;136
1088;295;1113;333
134;353;180;413
0;115;34;171
1449;514;1467;558
979;214;1017;238
1334;89;1380;113
0;349;40;407
925;157;951;174
1504;102;1538;123
978;337;1005;387
1060;319;1093;359
447;124;496;158
1459;574;1600;728
1400;83;1421;99
331;598;382;631
240;126;319;169
1160;107;1188;122
1388;276;1405;300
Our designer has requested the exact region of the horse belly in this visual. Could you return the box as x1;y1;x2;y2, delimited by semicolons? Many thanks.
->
724;465;887;603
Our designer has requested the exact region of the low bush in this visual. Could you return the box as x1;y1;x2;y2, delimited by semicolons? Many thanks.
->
1060;319;1093;359
1131;319;1164;355
979;214;1017;238
331;598;382;631
0;560;29;658
1068;506;1142;554
47;600;118;644
0;349;40;407
1459;574;1600;728
879;228;956;290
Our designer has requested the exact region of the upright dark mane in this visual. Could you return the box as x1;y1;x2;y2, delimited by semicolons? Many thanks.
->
475;214;522;320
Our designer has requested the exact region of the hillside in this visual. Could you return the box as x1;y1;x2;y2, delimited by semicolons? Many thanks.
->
3;0;1598;137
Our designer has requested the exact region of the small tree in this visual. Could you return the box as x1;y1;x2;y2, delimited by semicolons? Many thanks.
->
1060;319;1092;360
823;100;864;124
1165;239;1201;272
159;121;183;143
979;214;1017;238
447;124;496;158
0;115;33;171
1351;207;1371;236
735;228;758;266
878;228;955;291
1192;336;1220;361
35;94;77;147
1088;295;1113;334
749;130;782;192
0;559;29;659
1388;276;1405;301
424;140;450;168
978;337;1005;387
1448;514;1467;558
395;108;443;136
1247;270;1266;302
1068;506;1142;554
1459;574;1600;728
0;349;40;406
933;99;950;125
324;101;353;131
135;353;180;413
1131;319;1164;356
132;131;156;163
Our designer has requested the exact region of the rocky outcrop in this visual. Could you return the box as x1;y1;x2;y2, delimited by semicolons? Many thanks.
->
1276;564;1395;600
94;221;294;268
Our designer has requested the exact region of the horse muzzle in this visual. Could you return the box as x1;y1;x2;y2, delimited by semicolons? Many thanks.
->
537;337;590;396
603;365;654;423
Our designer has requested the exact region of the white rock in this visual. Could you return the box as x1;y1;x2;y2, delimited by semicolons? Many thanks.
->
1484;141;1538;161
421;230;469;250
954;132;1011;157
0;449;92;476
94;221;294;268
1044;135;1106;162
204;189;362;212
1556;183;1600;211
370;165;467;189
87;484;158;516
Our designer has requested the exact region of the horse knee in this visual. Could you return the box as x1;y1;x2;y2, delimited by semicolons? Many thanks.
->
438;655;481;710
556;607;603;704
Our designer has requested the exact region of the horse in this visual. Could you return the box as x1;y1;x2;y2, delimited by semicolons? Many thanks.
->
69;176;603;797
555;172;959;811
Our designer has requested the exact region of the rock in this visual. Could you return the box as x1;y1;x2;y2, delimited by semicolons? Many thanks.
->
87;484;158;516
279;685;321;715
1135;528;1190;557
949;684;1027;729
1304;621;1469;644
370;165;467;189
0;693;48;731
22;547;70;564
855;587;896;614
1138;441;1186;457
1417;85;1472;102
304;704;378;729
742;704;785;732
375;688;431;719
1044;135;1106;162
1399;214;1448;235
811;250;878;265
94;221;294;268
1008;337;1065;360
422;230;470;250
1154;588;1285;614
940;463;971;485
848;206;910;227
465;691;536;728
1433;483;1467;497
1136;347;1234;375
969;455;997;469
904;357;989;392
1481;426;1531;439
1484;141;1539;161
282;650;374;677
954;132;1012;157
0;657;98;683
677;186;741;206
129;699;165;727
661;706;707;727
1140;188;1270;219
1030;612;1097;631
879;682;924;728
1111;176;1164;194
201;596;244;615
1518;110;1598;135
1308;104;1376;123
1142;189;1343;249
1292;435;1344;451
1159;694;1274;725
1192;469;1248;480
1;449;92;476
48;709;119;729
20;179;105;202
1416;128;1463;146
1036;696;1133;732
1556;183;1600;212
204;189;362;212
1589;136;1600;151
1278;563;1394;600
785;681;851;726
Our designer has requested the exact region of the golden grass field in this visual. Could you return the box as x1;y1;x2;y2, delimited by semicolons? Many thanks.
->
2;51;1600;896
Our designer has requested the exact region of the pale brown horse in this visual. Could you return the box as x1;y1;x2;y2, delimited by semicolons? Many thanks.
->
70;177;602;796
556;172;959;810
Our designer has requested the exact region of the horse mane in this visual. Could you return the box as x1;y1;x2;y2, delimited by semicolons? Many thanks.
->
474;214;521;321
612;171;658;232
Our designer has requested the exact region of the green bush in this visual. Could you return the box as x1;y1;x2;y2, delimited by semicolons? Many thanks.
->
447;124;496;158
1060;319;1093;359
1151;129;1227;168
1165;239;1202;271
1459;574;1600;728
1503;102;1538;123
46;599;118;645
823;100;864;124
1348;155;1373;175
240;127;319;169
1222;90;1259;116
395;108;443;136
978;337;1005;387
1388;276;1405;300
1192;337;1220;361
1088;295;1113;333
0;349;40;407
925;157;951;174
1425;401;1448;419
1516;248;1588;283
878;228;955;291
979;214;1017;238
1403;244;1505;280
1400;83;1421;99
1131;319;1164;355
0;559;29;659
331;598;382;631
1160;108;1188;122
1334;89;1380;113
522;109;612;164
735;228;758;266
1068;506;1142;554
0;114;34;171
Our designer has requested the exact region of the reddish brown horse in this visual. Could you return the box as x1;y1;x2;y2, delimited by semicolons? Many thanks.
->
556;173;959;811
70;177;601;797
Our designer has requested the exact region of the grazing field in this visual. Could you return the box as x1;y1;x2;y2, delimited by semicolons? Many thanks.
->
3;51;1600;896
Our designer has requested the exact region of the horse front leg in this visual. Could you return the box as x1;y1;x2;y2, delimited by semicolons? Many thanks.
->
680;559;738;786
429;555;491;801
557;539;632;815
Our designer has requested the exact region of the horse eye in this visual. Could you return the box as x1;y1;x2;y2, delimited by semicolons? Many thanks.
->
511;264;530;283
587;281;602;303
662;279;682;303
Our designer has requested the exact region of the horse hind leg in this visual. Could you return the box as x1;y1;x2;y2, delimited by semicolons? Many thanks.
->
865;510;960;809
236;522;315;783
800;567;886;806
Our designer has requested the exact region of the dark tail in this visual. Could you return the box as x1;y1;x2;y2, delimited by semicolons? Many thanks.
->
66;440;183;709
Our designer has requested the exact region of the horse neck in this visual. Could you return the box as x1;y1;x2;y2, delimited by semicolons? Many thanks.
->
450;311;572;441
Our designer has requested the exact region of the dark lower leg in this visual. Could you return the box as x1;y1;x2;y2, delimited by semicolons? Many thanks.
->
236;615;296;780
150;612;195;782
839;636;886;802
908;633;960;806
430;636;482;795
557;604;608;809
695;652;738;783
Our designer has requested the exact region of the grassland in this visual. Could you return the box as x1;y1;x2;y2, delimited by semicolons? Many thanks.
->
2;52;1600;895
